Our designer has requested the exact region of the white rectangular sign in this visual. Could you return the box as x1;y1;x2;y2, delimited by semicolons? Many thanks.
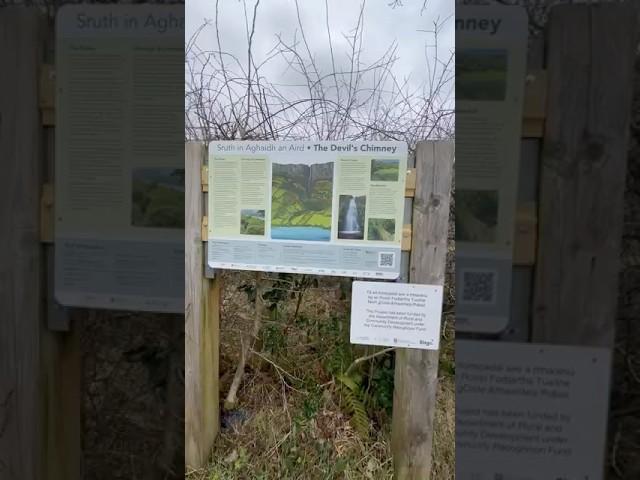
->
457;340;611;480
350;281;443;350
207;141;407;279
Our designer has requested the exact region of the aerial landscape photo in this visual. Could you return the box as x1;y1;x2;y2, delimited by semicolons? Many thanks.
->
240;209;266;235
456;48;507;101
131;167;184;229
271;160;334;241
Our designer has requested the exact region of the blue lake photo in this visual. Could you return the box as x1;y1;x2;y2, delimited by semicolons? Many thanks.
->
271;226;331;241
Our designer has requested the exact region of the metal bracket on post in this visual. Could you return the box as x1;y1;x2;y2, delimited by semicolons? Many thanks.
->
201;165;209;192
39;64;56;126
400;165;416;283
40;183;72;331
201;216;215;278
202;154;215;278
46;245;71;331
203;255;216;278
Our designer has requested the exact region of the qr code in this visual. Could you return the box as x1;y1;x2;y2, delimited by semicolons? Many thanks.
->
378;252;395;268
461;269;497;304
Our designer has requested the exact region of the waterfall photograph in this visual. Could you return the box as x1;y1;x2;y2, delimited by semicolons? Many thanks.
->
338;194;366;240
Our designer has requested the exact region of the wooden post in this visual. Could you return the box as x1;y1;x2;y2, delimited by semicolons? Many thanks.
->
0;9;81;480
532;4;638;347
185;142;221;469
391;141;454;479
0;10;44;479
42;321;82;480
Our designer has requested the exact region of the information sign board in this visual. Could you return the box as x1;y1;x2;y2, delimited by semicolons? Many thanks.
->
54;5;184;312
207;141;407;279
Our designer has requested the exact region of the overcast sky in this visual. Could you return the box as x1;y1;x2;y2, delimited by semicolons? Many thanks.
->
186;0;454;92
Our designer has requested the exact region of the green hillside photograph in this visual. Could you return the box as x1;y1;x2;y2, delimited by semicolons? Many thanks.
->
368;218;396;241
271;161;334;241
131;167;184;229
240;209;265;235
371;159;400;181
456;49;507;101
456;189;498;243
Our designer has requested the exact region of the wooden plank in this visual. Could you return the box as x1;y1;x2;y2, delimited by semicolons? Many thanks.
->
201;165;208;192
0;11;79;480
201;216;208;241
42;320;82;480
0;10;44;479
522;70;547;138
523;70;547;120
405;168;416;197
392;140;453;479
185;142;220;469
532;4;638;347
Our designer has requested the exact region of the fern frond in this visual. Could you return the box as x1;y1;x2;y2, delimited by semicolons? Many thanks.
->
337;374;370;438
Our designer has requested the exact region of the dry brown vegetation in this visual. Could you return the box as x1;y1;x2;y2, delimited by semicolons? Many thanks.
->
186;266;455;480
609;56;640;480
186;201;456;479
81;311;184;479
